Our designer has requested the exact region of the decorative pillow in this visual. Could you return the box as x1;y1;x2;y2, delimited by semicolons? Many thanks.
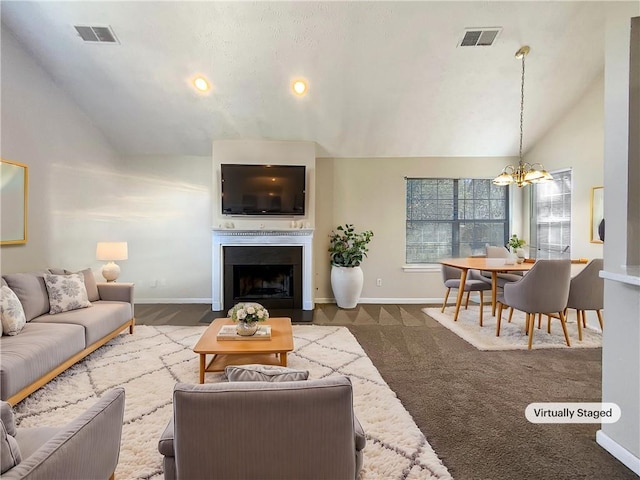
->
0;286;27;336
0;420;21;474
43;273;91;314
224;364;309;382
2;272;50;322
49;268;100;302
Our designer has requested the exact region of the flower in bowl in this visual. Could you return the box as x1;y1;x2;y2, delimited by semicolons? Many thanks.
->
228;303;269;323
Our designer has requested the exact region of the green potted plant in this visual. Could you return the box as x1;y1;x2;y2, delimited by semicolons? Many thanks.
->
328;224;374;308
507;234;526;259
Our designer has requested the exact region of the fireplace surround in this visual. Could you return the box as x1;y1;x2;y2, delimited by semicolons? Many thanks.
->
212;229;314;311
224;245;302;309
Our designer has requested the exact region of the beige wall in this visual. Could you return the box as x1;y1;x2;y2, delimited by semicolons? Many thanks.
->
314;156;517;302
525;73;605;260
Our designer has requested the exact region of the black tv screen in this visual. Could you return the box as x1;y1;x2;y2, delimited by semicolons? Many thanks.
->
221;164;306;216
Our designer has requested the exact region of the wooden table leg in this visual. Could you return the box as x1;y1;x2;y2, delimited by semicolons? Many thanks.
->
453;268;468;321
199;354;205;384
280;352;288;367
491;272;498;316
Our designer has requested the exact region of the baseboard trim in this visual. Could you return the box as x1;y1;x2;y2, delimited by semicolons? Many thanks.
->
137;296;471;306
136;298;212;304
315;297;443;304
596;430;640;475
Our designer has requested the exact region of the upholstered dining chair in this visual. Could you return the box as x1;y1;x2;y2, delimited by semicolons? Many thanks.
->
495;259;572;349
565;258;604;341
477;246;524;287
441;265;492;326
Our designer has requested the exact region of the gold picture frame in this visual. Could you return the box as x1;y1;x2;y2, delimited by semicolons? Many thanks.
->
590;186;604;244
1;159;28;245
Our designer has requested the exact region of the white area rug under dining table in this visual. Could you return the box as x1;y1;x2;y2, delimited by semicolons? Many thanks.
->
13;325;452;479
424;306;602;351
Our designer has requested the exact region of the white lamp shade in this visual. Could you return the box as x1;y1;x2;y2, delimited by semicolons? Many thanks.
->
96;242;128;261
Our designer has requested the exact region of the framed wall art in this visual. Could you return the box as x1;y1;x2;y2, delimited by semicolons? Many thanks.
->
1;159;28;245
590;186;604;244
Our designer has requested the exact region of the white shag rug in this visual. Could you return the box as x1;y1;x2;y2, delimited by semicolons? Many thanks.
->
424;306;602;351
13;325;452;480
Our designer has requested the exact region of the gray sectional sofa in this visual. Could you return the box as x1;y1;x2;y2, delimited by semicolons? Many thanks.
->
0;269;134;405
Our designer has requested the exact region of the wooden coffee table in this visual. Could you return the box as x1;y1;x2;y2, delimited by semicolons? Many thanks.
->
193;317;294;383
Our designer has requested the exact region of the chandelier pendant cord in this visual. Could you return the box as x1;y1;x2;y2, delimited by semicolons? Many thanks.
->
519;52;525;164
492;45;552;187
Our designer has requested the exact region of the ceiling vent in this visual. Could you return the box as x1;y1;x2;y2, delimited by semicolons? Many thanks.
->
459;28;502;47
74;25;119;44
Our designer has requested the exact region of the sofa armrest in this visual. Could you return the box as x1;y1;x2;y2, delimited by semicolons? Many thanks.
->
158;418;174;458
1;402;17;436
3;388;125;480
354;415;366;452
97;282;134;305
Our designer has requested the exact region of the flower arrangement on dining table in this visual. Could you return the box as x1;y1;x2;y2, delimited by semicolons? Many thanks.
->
507;234;526;252
228;303;269;324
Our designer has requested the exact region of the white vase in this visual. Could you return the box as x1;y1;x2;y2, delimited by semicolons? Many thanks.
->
331;266;364;309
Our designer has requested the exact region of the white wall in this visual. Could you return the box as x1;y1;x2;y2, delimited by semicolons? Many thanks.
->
314;156;518;302
0;28;216;302
0;27;121;274
115;155;212;302
598;6;640;474
525;73;605;260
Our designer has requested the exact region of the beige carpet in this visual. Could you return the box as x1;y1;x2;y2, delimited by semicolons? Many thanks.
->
13;325;452;480
423;306;602;350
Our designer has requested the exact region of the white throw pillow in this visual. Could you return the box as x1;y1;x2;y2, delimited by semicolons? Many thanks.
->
0;286;26;336
43;273;91;314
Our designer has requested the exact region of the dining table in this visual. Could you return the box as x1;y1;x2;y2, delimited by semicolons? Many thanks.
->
439;257;535;321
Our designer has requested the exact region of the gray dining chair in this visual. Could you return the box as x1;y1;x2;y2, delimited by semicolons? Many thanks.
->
495;259;572;349
566;258;604;341
441;265;492;326
478;246;523;288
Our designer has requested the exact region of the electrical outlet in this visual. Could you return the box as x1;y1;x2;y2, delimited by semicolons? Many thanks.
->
376;278;383;287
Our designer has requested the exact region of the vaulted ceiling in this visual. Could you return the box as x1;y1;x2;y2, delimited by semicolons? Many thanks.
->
1;1;612;158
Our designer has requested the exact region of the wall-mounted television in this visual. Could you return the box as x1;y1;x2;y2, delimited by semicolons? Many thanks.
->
221;164;306;216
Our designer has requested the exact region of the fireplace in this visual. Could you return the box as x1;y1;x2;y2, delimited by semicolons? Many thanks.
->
212;229;314;311
224;246;302;310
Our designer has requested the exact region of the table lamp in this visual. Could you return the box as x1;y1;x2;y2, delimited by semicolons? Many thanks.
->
96;242;128;282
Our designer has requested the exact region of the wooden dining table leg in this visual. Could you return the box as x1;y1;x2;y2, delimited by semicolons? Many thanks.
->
491;271;498;316
453;268;469;321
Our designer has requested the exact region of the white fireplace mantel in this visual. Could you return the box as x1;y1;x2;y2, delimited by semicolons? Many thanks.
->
212;229;314;311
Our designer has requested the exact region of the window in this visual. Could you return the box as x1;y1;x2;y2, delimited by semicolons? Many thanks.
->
530;169;572;259
406;178;509;263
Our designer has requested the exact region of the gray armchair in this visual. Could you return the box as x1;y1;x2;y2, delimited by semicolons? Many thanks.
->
566;258;604;340
496;260;572;349
159;376;365;480
1;388;125;480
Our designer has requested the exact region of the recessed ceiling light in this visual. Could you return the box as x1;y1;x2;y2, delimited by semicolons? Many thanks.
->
192;76;210;92
292;79;308;96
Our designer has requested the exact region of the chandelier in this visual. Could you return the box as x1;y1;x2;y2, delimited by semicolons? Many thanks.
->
493;46;553;188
